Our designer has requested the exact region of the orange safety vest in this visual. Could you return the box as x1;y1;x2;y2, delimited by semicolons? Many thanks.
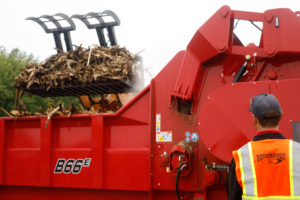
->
232;139;300;200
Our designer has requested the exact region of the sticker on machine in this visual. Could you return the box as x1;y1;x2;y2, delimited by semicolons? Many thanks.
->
156;131;172;142
156;113;161;132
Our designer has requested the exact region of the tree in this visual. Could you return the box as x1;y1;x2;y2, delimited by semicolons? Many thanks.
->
0;47;34;115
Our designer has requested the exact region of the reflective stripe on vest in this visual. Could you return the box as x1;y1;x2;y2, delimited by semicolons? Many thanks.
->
233;139;300;199
292;140;300;195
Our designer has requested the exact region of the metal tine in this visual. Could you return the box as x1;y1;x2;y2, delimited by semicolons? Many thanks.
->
84;11;120;27
85;12;105;20
102;10;120;25
27;13;76;53
71;10;120;47
26;17;56;33
85;12;106;27
71;13;95;29
71;10;120;28
71;14;88;21
71;12;108;46
55;13;76;30
26;13;75;33
40;15;63;30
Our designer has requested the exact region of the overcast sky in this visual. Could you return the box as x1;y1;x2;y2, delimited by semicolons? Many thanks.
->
0;0;299;79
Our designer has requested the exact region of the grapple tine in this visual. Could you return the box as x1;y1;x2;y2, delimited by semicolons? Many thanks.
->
85;12;105;24
40;15;62;29
71;14;94;29
26;13;76;52
71;10;120;47
55;13;76;30
102;10;120;25
26;17;53;33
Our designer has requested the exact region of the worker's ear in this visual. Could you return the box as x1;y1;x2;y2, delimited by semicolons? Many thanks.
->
252;114;256;123
252;115;259;129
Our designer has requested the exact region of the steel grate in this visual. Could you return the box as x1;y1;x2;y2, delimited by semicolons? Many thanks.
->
17;79;135;97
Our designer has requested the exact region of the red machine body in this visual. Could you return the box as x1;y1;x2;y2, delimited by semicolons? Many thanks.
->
1;6;300;200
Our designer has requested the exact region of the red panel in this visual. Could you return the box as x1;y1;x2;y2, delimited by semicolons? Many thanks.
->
7;120;40;148
4;149;40;186
53;119;91;148
109;124;148;148
4;119;41;186
120;90;150;122
263;9;300;54
104;148;149;191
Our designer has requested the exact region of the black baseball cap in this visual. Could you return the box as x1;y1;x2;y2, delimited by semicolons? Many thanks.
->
249;93;282;119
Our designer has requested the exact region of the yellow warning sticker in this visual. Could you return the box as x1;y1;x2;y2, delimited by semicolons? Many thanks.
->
156;131;172;142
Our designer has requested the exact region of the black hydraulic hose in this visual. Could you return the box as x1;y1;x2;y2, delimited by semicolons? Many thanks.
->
233;55;251;83
176;161;183;200
233;63;247;82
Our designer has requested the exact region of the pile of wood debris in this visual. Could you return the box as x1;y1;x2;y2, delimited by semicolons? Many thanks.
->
8;45;140;117
15;45;139;90
1;92;129;119
2;103;80;118
2;94;123;121
1;103;97;128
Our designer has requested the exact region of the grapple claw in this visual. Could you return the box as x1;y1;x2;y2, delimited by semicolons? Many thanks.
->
71;10;120;47
26;13;76;52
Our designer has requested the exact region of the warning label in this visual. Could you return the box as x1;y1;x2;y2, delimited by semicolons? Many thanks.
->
156;114;161;132
156;131;172;142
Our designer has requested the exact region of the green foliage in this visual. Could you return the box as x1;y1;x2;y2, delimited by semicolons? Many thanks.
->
0;47;80;116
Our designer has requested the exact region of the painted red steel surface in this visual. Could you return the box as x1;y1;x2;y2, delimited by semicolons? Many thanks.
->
1;5;300;200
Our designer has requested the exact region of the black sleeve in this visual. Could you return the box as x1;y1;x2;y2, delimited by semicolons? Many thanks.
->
228;158;242;200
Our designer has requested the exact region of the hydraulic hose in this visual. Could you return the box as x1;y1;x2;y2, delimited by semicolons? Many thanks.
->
233;55;251;82
176;161;182;200
233;62;247;82
176;162;187;200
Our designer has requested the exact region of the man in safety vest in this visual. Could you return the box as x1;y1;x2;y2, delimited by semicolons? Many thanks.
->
229;93;300;200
